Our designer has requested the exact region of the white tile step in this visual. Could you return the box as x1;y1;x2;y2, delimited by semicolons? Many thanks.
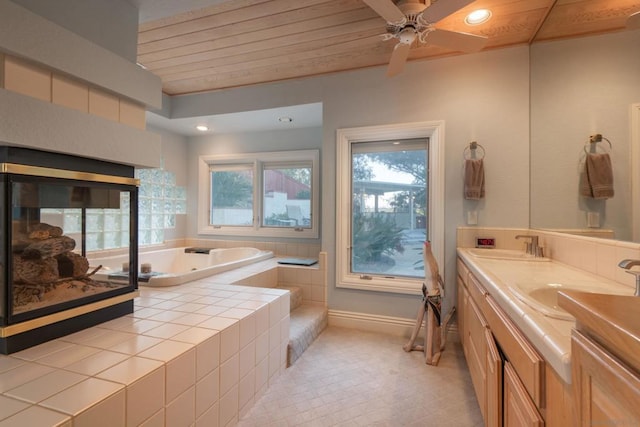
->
277;285;303;312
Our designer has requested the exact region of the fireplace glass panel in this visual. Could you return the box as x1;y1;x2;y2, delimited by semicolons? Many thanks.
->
8;176;137;323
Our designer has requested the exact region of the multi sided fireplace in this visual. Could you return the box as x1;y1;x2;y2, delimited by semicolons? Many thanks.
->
0;147;138;354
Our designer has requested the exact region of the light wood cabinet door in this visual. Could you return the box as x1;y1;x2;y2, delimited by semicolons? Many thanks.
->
457;277;467;349
504;362;544;427
486;329;503;427
572;330;640;427
466;295;488;421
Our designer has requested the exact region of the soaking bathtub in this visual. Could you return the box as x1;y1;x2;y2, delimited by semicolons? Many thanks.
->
88;247;274;287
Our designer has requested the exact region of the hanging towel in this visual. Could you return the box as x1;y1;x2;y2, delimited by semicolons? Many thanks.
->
464;158;485;200
579;167;592;198
582;153;614;199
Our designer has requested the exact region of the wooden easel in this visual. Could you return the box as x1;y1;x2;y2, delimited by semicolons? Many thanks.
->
403;241;453;365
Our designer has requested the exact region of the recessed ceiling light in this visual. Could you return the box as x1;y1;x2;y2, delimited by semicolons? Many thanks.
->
196;125;209;131
278;116;293;123
465;9;491;26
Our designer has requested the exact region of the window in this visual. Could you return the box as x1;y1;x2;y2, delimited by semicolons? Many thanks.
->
351;139;427;277
336;122;444;294
263;164;312;229
198;150;319;238
210;165;254;227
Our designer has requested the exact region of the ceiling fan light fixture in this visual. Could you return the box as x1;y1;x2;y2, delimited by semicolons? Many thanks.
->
398;27;418;44
465;9;491;26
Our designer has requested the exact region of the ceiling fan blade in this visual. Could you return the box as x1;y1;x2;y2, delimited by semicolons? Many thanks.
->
386;42;412;77
363;0;405;24
628;11;640;30
426;28;487;52
421;0;474;23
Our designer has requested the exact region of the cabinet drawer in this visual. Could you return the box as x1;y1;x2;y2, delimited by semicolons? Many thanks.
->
468;274;488;313
486;296;545;408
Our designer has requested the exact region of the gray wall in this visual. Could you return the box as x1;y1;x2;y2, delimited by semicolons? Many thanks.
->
187;127;323;244
0;0;161;167
182;45;531;319
10;0;139;62
530;30;640;240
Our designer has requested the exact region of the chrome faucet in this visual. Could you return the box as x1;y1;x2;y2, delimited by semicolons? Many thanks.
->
515;235;542;257
618;259;640;296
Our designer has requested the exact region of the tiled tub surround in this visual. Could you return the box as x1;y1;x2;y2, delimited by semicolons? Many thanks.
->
456;227;640;382
92;242;325;304
0;277;291;426
0;252;327;426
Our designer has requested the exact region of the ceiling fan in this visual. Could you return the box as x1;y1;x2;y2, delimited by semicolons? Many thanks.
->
628;11;640;29
363;0;488;77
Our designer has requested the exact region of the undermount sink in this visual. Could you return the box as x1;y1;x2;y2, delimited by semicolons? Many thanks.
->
467;248;549;262
509;281;633;321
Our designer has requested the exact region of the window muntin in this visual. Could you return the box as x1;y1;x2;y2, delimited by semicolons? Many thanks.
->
198;150;319;238
350;139;427;279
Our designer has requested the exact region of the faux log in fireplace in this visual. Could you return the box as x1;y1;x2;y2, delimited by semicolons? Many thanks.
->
0;147;138;354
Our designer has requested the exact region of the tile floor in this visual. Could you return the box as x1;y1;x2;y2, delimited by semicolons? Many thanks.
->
238;326;483;427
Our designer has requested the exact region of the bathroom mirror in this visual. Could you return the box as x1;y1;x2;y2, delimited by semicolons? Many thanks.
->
529;29;640;242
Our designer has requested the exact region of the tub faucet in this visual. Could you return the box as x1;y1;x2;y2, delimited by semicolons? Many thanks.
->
618;259;640;296
515;235;541;257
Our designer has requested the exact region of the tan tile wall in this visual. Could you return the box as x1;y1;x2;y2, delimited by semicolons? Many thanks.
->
52;74;89;112
1;54;145;130
0;53;5;88
234;269;278;288
5;55;51;102
276;252;327;305
457;227;640;289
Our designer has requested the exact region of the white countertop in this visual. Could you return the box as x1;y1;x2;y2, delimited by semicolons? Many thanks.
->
457;248;635;383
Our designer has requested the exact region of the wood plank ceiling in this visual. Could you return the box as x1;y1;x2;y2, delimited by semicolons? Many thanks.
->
137;0;640;95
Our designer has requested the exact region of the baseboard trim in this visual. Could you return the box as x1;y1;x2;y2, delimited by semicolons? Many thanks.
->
328;310;417;337
328;309;459;338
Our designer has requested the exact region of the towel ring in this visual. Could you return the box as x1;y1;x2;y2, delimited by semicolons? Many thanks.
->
584;134;612;154
463;141;485;160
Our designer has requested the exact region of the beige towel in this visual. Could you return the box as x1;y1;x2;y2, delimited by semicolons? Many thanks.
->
581;153;614;199
464;158;485;200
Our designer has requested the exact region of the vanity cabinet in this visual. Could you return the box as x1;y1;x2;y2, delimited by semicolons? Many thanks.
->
571;330;640;426
457;257;547;427
467;294;488;421
557;291;640;427
486;329;503;427
504;362;544;427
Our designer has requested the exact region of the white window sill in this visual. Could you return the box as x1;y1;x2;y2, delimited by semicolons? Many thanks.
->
337;275;423;295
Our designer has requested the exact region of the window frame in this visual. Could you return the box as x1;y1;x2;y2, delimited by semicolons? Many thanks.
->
336;121;445;295
198;150;319;238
